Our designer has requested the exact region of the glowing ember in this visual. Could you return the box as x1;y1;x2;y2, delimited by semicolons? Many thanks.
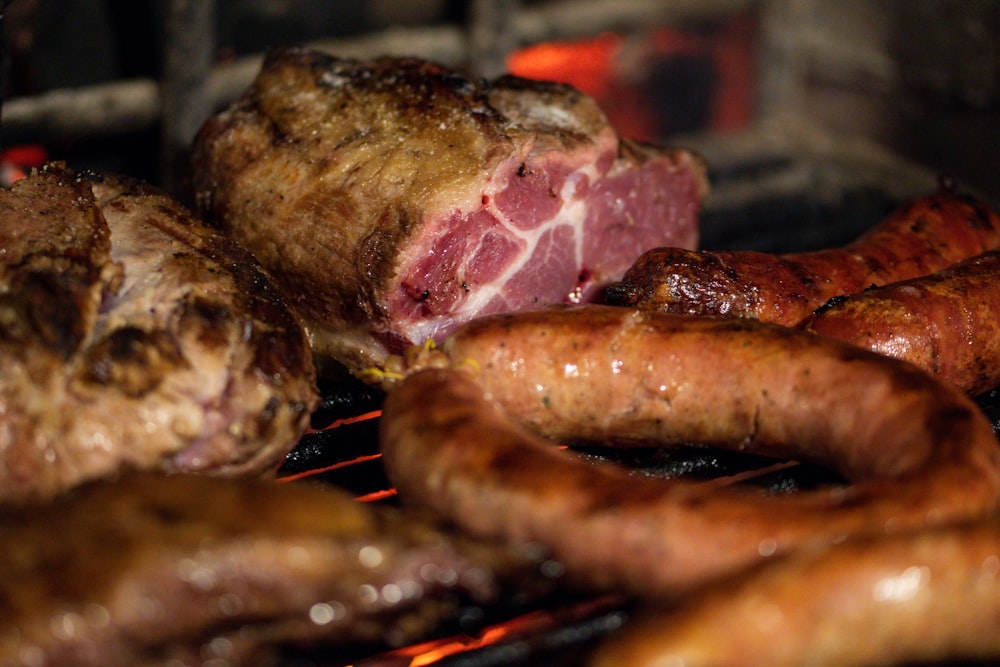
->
507;15;757;142
276;453;384;484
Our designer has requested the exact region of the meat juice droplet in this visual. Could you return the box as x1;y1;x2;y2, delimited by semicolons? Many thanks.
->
872;565;928;602
381;583;404;605
358;584;379;605
216;593;243;616
49;612;83;640
358;545;384;568
566;269;595;304
309;601;346;625
83;603;111;629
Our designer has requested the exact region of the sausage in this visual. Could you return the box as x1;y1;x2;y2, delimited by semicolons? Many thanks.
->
605;190;1000;326
804;249;1000;396
589;514;1000;667
377;304;1000;599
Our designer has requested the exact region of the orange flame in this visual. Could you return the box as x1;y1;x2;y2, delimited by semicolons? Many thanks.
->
506;14;757;142
306;409;383;434
349;595;624;667
276;409;386;492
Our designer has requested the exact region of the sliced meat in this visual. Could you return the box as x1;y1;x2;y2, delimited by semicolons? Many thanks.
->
191;47;707;375
606;189;1000;326
0;165;318;502
0;473;555;666
804;249;1000;395
590;514;1000;667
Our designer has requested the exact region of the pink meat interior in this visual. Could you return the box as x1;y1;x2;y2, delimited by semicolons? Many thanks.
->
385;138;702;348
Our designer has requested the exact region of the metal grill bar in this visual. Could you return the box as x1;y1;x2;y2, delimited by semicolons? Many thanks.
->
161;0;216;188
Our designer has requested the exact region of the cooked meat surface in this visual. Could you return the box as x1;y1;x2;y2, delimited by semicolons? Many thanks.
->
192;46;707;375
803;248;1000;395
606;190;1000;326
590;514;1000;667
0;473;554;666
378;305;1000;598
0;165;318;502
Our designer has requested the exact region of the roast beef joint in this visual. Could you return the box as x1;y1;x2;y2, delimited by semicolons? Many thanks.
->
192;46;708;377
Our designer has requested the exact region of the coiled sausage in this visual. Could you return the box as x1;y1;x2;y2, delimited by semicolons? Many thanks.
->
590;514;1000;667
377;305;1000;598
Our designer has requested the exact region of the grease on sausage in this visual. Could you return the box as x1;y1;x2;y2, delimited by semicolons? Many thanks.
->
606;191;1000;326
589;515;1000;667
378;305;1000;598
804;249;1000;395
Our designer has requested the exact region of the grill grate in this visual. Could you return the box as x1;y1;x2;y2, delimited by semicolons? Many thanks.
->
275;170;1000;665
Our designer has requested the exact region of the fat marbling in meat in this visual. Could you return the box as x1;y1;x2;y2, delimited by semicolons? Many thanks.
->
192;47;707;375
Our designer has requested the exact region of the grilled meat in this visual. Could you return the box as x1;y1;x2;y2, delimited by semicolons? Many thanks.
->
378;305;1000;598
804;248;1000;395
591;514;1000;667
0;165;318;502
0;473;554;666
606;190;1000;326
191;47;707;376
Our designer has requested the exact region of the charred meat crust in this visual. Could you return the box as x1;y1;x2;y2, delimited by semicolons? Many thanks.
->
804;248;1000;395
192;49;516;334
91;171;314;384
192;47;706;375
0;166;115;356
608;190;1000;326
0;165;318;502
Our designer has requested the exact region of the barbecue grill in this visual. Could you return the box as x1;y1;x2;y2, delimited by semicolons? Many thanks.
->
273;175;1000;665
3;1;1000;665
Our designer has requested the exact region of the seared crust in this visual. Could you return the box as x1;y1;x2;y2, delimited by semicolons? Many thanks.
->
805;249;1000;395
608;191;1000;325
0;473;553;664
192;47;707;374
379;305;1000;598
0;165;318;502
0;164;118;356
192;48;521;365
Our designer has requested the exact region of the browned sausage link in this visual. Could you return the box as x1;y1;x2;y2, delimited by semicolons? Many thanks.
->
378;305;1000;599
590;515;1000;667
804;249;1000;396
605;191;1000;326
